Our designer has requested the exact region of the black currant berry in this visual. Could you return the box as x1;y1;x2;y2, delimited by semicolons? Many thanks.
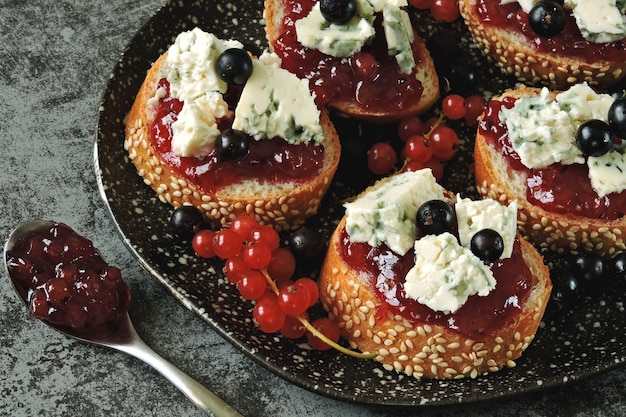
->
169;206;205;239
470;229;504;262
528;1;566;38
216;129;249;162
320;0;357;25
288;226;327;262
416;200;454;235
573;253;607;284
613;252;626;279
216;48;253;85
575;119;613;157
608;96;626;139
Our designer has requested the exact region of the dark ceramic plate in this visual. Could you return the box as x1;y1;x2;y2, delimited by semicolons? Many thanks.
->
94;0;626;407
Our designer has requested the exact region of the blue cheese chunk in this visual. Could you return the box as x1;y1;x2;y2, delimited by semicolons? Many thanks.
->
588;149;626;197
500;83;613;169
295;3;376;58
382;6;415;74
404;233;496;314
499;0;536;13
344;170;447;256
564;0;626;43
232;59;324;145
455;196;518;259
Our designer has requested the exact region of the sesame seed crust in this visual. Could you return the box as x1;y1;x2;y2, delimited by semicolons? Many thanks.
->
474;87;626;258
459;0;626;89
124;54;341;231
319;217;552;380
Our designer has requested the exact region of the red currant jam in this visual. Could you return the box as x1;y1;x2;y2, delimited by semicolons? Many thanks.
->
6;223;131;335
151;79;326;191
479;99;626;219
338;228;533;339
474;0;626;61
271;0;424;112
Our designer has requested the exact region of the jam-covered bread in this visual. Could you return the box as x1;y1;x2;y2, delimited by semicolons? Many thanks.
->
319;170;552;379
475;83;626;257
459;0;626;89
125;28;341;231
264;0;439;122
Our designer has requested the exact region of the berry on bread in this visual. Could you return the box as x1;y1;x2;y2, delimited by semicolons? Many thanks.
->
319;170;552;379
459;0;626;89
264;0;440;122
474;82;626;257
124;28;341;231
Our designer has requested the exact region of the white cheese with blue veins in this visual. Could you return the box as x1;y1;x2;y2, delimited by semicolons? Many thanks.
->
344;169;447;256
404;232;497;314
232;58;324;145
455;196;518;259
565;0;626;43
588;148;626;197
160;28;242;158
382;6;415;74
499;83;613;169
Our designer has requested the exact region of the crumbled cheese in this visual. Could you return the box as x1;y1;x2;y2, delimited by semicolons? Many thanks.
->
344;170;447;256
404;233;496;314
499;0;536;13
565;0;626;43
382;6;415;74
232;59;323;144
588;148;626;197
455;196;518;259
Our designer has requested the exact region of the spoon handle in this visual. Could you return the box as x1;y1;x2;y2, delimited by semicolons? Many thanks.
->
118;337;243;417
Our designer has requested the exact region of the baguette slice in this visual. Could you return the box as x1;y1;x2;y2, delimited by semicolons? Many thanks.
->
459;0;626;89
264;0;439;122
125;52;341;232
319;182;551;379
474;86;626;257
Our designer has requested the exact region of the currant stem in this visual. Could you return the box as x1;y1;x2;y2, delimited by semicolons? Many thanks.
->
259;268;376;360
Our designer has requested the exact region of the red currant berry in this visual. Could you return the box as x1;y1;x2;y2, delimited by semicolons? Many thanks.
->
398;115;425;142
464;94;487;125
295;277;319;307
223;255;249;284
266;247;296;284
237;270;267;300
430;125;459;161
212;229;243;259
253;295;286;333
279;312;308;339
278;284;310;316
230;215;259;241
192;229;216;258
306;317;341;351
423;116;440;134
431;0;460;23
403;158;445;181
367;142;397;175
242;242;273;270
442;94;467;120
250;225;280;252
403;135;433;163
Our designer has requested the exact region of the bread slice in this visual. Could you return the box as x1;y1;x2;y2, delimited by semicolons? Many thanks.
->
319;211;551;379
264;0;439;122
474;86;626;257
459;0;626;89
125;52;341;232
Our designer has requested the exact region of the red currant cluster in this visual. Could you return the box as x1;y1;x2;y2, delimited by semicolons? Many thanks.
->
409;0;460;23
189;213;373;357
367;93;487;179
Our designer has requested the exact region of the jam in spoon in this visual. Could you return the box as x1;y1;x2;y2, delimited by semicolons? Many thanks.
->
4;220;243;417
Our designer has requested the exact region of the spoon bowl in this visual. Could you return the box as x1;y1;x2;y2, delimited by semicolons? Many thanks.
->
4;219;243;417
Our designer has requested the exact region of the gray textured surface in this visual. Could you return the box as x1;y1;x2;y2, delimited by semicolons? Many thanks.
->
1;1;625;416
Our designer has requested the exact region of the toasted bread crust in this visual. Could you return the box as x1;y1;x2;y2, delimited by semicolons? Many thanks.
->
124;53;341;231
263;0;439;122
474;87;626;257
319;217;551;379
459;0;626;89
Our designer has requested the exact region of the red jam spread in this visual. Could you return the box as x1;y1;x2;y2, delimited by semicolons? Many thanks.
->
479;98;626;220
6;223;131;336
474;0;626;61
151;79;326;192
339;227;533;339
271;0;424;112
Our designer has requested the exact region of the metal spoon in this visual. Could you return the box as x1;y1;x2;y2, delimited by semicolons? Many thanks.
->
4;220;243;417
